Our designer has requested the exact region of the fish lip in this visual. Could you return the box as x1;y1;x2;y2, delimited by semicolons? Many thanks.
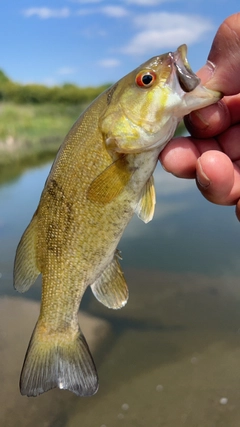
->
168;44;200;93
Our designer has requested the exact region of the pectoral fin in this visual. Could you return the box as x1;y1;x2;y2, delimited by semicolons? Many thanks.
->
135;175;156;223
91;252;128;309
87;156;134;204
14;212;40;293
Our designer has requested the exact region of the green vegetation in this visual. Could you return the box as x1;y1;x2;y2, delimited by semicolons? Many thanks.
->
0;102;86;162
0;70;109;105
0;69;185;183
0;102;88;183
0;69;110;182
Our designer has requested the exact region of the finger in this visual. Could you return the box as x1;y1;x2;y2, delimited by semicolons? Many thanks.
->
185;99;231;138
160;137;200;178
185;94;240;139
200;13;240;96
160;136;221;178
196;150;240;205
235;200;240;221
217;124;240;161
160;136;218;178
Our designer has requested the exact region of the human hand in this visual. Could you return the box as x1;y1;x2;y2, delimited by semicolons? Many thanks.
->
160;13;240;220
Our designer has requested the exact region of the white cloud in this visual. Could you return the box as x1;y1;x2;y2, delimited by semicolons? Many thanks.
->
101;6;128;17
57;67;77;76
77;5;128;18
122;12;213;55
76;8;95;16
134;12;212;30
77;6;128;18
70;0;104;3
125;0;172;4
98;58;121;68
42;77;57;87
23;7;70;19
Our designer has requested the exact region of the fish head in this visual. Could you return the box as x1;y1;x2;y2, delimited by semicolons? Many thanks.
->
100;44;221;153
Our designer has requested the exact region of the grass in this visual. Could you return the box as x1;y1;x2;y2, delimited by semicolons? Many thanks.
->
0;102;87;164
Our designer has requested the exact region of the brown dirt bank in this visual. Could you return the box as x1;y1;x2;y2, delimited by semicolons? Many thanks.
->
67;268;240;427
0;296;112;427
2;269;240;426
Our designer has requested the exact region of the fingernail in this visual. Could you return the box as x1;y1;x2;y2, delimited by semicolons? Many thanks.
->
197;60;216;86
236;204;240;222
201;60;216;83
196;159;210;188
189;110;209;130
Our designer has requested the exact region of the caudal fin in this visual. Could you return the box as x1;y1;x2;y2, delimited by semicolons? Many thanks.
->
20;322;98;397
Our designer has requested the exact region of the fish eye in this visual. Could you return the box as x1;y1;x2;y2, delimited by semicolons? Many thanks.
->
135;70;156;88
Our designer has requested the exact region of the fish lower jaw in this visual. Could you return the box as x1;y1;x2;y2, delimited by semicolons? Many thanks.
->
182;86;222;114
111;118;178;154
142;119;179;153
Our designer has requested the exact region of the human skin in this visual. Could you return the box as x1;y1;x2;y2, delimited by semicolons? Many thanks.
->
160;13;240;220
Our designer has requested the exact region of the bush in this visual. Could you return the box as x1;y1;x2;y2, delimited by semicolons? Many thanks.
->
0;69;111;105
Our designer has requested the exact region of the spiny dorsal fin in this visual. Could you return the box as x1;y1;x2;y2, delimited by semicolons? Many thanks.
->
87;156;134;204
135;175;156;223
91;252;128;309
14;212;40;293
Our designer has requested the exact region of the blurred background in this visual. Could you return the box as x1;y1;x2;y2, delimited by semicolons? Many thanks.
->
1;1;240;426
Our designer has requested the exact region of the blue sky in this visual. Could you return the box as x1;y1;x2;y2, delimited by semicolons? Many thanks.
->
1;1;240;87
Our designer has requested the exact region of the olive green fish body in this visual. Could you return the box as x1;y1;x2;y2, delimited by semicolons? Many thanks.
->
37;96;160;316
14;45;221;397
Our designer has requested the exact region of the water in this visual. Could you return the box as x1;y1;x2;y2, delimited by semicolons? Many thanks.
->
1;162;240;426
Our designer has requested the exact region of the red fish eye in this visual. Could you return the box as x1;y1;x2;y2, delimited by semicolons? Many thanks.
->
135;71;156;88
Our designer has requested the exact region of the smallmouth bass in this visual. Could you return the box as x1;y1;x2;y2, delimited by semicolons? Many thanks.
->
14;45;221;397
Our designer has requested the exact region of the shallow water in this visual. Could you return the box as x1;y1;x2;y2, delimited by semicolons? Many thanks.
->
1;162;240;426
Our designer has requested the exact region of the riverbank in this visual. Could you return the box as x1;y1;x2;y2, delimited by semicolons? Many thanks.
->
3;268;240;427
0;102;86;182
0;296;112;427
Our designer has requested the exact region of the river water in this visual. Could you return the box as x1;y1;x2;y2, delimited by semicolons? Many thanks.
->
1;161;240;426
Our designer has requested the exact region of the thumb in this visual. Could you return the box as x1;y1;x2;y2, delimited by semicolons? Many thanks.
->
198;13;240;96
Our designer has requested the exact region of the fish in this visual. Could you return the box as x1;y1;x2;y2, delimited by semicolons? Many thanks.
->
14;45;221;397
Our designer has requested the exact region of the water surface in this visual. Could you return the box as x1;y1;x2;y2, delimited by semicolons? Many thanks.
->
1;162;240;426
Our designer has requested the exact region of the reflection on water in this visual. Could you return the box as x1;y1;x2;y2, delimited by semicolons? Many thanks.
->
1;162;240;426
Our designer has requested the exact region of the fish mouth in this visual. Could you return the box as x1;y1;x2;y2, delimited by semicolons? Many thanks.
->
169;44;200;93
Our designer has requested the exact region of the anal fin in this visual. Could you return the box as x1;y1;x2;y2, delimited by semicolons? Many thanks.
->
135;175;156;223
14;212;40;293
91;252;128;309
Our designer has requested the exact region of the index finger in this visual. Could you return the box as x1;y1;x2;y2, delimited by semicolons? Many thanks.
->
186;94;240;139
159;136;220;179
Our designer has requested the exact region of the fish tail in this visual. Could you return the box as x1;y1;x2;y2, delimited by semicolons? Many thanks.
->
20;320;98;397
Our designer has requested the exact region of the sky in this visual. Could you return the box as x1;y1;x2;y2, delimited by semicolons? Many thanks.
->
1;0;240;88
